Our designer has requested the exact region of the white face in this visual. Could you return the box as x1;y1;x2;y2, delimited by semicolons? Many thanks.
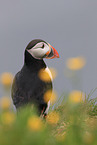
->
26;42;50;59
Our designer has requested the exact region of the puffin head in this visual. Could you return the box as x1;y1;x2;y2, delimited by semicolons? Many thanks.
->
25;39;59;59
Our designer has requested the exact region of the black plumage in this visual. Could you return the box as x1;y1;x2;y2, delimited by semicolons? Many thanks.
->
11;40;52;115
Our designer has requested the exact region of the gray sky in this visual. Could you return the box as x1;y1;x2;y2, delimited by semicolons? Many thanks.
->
0;0;97;98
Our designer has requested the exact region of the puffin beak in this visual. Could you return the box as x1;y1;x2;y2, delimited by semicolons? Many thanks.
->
46;44;59;59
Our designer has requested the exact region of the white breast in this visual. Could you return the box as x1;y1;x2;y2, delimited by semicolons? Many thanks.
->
44;67;52;114
44;67;53;81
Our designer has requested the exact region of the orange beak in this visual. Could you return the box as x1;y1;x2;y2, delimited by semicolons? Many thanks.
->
46;44;59;59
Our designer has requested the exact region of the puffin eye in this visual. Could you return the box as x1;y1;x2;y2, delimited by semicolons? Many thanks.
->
41;43;44;49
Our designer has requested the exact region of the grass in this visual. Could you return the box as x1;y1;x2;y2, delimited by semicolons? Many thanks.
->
0;89;97;145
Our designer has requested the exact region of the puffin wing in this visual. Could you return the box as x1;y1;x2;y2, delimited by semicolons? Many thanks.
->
11;72;28;108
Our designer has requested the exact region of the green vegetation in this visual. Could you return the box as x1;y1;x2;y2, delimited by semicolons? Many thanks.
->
0;89;97;145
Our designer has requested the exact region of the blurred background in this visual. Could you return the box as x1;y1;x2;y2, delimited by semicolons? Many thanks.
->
0;0;97;98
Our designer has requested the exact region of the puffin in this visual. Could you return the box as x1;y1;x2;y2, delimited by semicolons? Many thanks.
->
11;39;59;117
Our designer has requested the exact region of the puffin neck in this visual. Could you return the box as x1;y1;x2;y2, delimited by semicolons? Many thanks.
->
24;50;46;70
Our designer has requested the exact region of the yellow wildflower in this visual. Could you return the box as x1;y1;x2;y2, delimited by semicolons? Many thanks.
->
38;68;57;82
1;112;15;125
0;96;11;110
0;72;13;86
69;90;83;103
38;69;51;82
44;90;57;103
47;111;59;124
66;56;86;70
27;116;43;131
